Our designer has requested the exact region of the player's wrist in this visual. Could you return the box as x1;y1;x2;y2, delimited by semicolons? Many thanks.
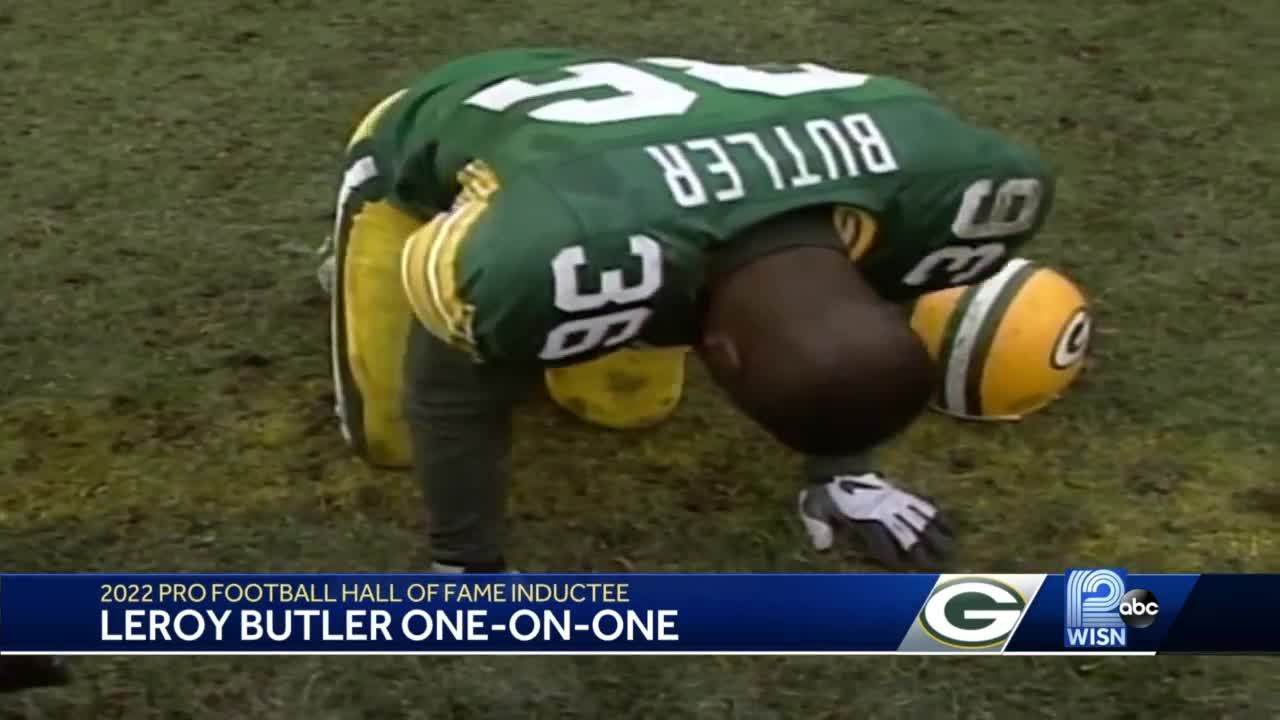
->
804;452;877;481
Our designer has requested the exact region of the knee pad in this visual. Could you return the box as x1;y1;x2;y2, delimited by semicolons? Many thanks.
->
544;347;690;430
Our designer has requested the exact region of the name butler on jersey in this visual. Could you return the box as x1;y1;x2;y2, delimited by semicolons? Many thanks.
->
384;49;1054;368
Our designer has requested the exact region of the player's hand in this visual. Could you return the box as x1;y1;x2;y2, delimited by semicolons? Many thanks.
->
797;473;954;570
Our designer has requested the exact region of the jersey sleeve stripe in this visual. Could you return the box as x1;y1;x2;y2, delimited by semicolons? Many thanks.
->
401;202;484;356
940;258;1036;416
427;201;484;332
457;162;500;200
401;161;503;358
401;218;447;341
962;261;1039;416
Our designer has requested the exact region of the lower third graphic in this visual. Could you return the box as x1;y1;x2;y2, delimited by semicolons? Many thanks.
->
1064;568;1128;648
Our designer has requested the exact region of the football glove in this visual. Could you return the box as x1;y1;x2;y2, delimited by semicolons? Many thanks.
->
798;472;954;570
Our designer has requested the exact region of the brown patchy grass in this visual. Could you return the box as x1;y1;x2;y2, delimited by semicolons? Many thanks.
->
3;0;1278;716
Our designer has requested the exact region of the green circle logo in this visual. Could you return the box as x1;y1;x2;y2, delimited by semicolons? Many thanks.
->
918;578;1028;649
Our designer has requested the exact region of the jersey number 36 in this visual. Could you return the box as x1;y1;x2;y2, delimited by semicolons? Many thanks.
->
464;60;1043;358
902;177;1044;289
540;235;663;361
483;59;873;361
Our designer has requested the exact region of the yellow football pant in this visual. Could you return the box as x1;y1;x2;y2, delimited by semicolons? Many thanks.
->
331;94;690;468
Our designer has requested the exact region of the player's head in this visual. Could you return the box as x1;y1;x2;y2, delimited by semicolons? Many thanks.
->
698;208;934;456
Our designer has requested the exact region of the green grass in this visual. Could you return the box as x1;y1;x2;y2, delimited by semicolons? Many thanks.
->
4;0;1279;716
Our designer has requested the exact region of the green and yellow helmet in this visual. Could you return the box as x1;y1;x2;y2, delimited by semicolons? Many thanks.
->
909;258;1092;421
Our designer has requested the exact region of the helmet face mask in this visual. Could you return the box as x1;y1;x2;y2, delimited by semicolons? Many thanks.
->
909;259;1092;421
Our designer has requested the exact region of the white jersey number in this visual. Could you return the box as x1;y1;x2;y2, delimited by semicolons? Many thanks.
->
467;57;871;357
902;243;1007;288
465;59;870;125
951;178;1043;240
540;235;664;361
902;178;1044;287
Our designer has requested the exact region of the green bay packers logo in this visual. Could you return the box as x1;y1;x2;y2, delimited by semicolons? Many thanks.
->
917;578;1028;649
1051;308;1092;370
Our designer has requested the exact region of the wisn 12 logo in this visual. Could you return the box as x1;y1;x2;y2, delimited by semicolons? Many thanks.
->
1064;568;1160;648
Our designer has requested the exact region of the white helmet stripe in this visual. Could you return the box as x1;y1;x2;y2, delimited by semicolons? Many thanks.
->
942;258;1034;415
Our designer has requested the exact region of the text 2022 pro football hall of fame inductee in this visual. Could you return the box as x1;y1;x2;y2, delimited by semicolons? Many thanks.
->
319;48;1057;573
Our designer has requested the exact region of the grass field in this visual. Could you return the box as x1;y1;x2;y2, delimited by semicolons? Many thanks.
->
4;0;1279;716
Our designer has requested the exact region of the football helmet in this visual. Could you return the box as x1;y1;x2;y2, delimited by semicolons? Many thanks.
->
909;258;1092;421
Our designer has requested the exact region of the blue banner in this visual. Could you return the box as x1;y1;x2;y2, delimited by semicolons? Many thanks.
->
0;573;1276;654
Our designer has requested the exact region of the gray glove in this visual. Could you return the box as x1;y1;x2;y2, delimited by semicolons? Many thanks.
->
798;472;954;570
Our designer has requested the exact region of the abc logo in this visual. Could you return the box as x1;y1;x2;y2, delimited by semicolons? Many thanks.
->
1118;589;1160;629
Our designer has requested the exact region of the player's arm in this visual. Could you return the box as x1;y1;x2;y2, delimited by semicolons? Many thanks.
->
399;172;581;571
401;321;534;572
398;209;537;572
790;205;966;570
929;148;1055;287
397;184;547;572
793;142;1053;569
870;141;1056;301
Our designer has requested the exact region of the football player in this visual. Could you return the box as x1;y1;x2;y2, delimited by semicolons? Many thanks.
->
321;49;1055;572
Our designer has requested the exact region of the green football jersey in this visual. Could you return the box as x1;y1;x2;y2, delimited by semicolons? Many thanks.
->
368;48;1055;365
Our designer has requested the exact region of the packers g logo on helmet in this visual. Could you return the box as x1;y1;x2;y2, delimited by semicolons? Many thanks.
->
909;258;1092;421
